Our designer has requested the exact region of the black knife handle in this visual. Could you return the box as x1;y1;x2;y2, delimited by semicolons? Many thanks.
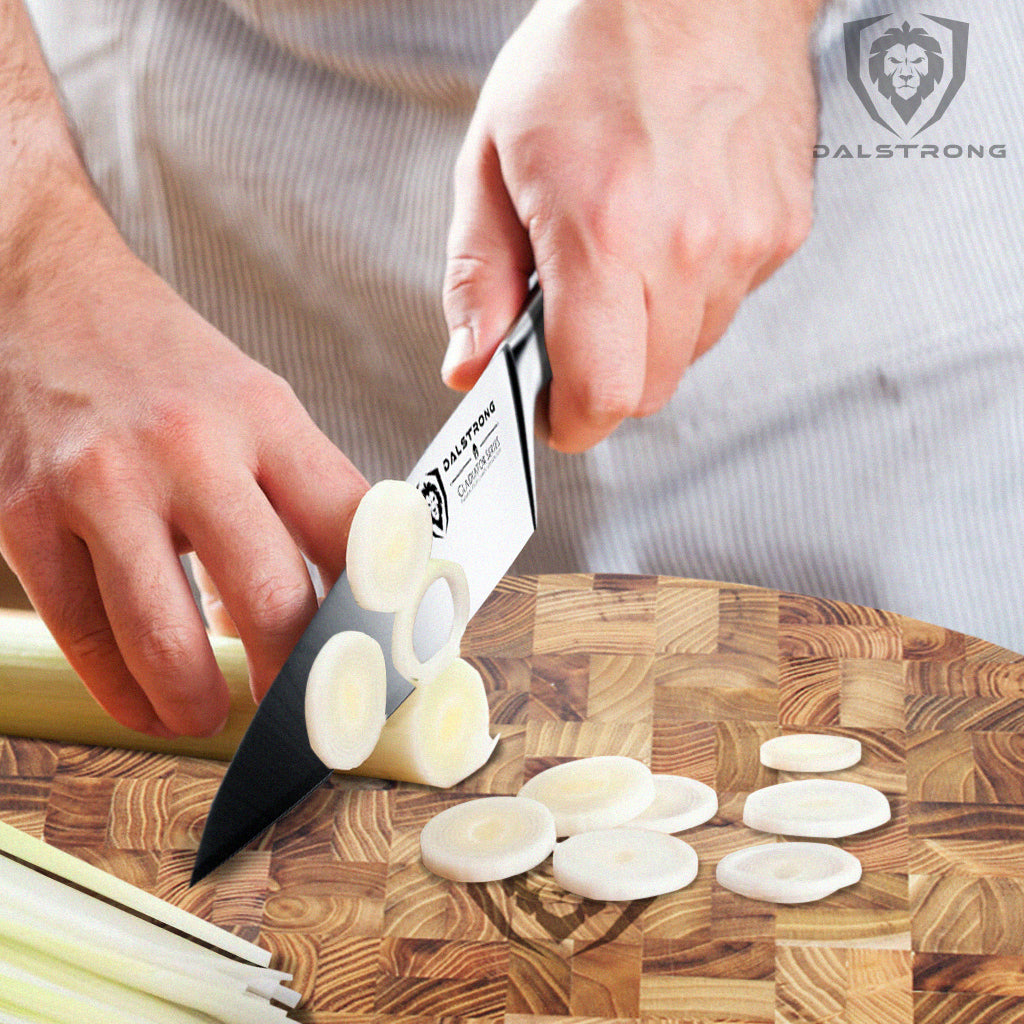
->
503;281;548;531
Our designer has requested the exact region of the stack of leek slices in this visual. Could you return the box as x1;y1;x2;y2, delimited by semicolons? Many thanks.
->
421;756;717;902
304;480;493;788
715;733;889;904
306;482;892;906
420;733;891;907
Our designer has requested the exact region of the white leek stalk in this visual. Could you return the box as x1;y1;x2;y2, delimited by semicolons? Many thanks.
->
0;828;300;1020
0;1005;50;1024
0;937;213;1024
0;959;152;1024
0;852;291;1005
0;823;268;965
354;657;495;788
0;911;287;1024
0;611;251;760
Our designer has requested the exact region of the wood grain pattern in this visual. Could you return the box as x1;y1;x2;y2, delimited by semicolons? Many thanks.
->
4;575;1024;1024
914;990;1024;1024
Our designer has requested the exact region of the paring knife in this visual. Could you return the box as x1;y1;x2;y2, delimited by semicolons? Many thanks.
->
192;284;548;883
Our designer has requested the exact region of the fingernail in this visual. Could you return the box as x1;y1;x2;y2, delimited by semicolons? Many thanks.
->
149;719;179;740
190;709;229;739
441;326;475;381
208;712;230;737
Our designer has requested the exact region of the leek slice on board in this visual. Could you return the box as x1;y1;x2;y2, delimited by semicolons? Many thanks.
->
518;756;656;837
420;796;556;882
742;779;890;838
759;733;862;773
715;841;862;904
626;774;718;833
552;827;699;901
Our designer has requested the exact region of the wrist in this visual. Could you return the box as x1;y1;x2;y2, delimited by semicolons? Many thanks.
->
740;0;829;34
1;165;111;306
792;0;830;22
636;0;827;51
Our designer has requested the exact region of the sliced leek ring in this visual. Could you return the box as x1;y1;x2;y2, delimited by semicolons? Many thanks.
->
346;480;433;612
552;827;699;901
759;733;862;773
354;657;495;788
420;796;557;882
627;774;718;833
391;558;470;682
518;756;656;837
742;779;890;838
304;631;387;770
715;842;863;904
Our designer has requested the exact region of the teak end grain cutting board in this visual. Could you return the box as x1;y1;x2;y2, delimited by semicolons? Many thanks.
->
4;573;1024;1024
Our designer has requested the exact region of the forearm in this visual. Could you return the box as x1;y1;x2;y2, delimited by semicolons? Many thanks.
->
0;0;101;298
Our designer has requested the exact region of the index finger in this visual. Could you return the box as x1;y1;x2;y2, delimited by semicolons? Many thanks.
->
83;512;231;737
254;408;369;596
11;529;180;738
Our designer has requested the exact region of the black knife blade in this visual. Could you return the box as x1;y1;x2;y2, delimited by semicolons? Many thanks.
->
192;285;547;883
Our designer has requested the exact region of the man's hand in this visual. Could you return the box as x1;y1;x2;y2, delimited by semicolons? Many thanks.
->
442;0;820;452
0;185;367;738
0;0;367;738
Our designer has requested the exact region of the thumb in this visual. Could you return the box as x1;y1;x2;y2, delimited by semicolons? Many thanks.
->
442;135;533;391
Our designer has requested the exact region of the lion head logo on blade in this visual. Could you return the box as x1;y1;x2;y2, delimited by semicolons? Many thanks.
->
418;468;448;539
868;21;944;124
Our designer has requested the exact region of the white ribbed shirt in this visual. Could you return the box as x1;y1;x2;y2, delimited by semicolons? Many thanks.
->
25;0;1024;650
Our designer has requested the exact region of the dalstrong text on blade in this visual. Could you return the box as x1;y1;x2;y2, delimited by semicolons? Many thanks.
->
443;399;498;472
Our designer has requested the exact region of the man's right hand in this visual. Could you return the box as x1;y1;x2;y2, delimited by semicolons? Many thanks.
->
0;173;367;738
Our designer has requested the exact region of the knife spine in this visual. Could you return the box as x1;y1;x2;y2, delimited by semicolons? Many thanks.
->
503;285;549;532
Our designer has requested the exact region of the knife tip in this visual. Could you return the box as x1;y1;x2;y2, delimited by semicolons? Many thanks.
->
190;827;237;886
189;850;219;887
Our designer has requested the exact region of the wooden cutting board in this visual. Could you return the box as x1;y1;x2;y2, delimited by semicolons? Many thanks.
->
4;573;1024;1024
